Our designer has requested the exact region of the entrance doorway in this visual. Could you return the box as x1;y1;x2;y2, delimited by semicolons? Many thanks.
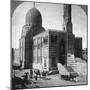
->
58;39;66;65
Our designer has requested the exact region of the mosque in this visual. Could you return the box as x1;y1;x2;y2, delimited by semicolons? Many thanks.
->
19;4;82;71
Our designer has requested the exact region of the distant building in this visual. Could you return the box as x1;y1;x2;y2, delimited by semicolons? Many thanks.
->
74;37;82;58
19;4;82;70
82;48;87;61
11;48;20;66
14;48;20;65
11;48;14;63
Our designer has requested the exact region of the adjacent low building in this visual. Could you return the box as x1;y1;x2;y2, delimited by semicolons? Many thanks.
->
33;30;67;71
33;30;82;71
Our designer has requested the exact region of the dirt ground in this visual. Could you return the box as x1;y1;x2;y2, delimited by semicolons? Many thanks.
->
12;69;87;89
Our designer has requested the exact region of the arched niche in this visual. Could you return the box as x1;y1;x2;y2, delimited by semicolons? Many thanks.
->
58;39;66;65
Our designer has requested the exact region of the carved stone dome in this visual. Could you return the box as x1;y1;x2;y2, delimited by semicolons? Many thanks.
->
26;8;42;27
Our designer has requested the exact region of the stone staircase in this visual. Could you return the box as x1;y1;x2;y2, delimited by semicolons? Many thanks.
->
67;53;75;67
57;62;78;79
57;63;69;75
67;54;87;76
57;53;87;78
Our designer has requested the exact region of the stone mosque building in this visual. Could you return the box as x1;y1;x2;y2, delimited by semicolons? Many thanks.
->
19;4;82;71
19;7;45;68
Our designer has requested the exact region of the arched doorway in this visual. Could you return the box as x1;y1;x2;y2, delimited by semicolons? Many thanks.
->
58;39;66;65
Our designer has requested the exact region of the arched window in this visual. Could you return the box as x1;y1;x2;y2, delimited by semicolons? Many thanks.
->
51;35;57;44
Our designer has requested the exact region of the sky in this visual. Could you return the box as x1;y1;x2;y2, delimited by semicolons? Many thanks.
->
12;1;87;49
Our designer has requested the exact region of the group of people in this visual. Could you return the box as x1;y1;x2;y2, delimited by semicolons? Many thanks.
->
31;69;47;80
22;69;48;83
12;69;48;88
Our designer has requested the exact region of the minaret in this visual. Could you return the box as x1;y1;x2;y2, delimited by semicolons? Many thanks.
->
33;1;35;8
63;4;72;33
63;4;75;67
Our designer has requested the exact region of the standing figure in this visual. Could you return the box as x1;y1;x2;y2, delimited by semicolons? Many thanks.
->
37;69;41;78
30;69;33;78
34;70;38;80
23;72;29;84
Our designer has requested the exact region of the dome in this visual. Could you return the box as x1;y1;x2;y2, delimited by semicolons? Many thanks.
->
26;8;42;27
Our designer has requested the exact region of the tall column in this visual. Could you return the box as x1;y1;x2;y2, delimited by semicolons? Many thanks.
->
63;4;75;66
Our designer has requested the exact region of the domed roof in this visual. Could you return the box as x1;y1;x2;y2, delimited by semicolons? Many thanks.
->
26;8;42;27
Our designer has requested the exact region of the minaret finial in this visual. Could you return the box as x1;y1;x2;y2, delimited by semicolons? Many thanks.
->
33;2;35;8
63;4;72;33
